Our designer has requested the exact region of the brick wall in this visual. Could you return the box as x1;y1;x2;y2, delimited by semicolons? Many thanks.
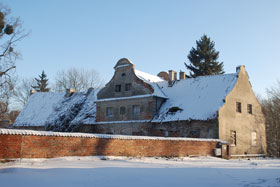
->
79;120;218;139
0;134;22;158
0;129;229;159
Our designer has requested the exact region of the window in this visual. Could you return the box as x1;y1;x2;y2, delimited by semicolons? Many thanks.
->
190;129;200;138
122;73;126;77
106;107;113;117
125;83;131;91
251;132;257;146
115;85;121;92
236;102;241;113
132;105;140;116
120;106;126;115
247;104;253;114
230;131;237;146
167;106;183;114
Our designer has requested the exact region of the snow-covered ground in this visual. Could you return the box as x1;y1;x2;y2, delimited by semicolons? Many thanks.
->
1;156;280;187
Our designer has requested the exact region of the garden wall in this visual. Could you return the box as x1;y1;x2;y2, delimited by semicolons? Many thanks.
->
0;129;229;159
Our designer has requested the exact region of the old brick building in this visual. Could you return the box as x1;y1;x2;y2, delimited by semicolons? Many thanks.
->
96;58;167;122
13;58;266;156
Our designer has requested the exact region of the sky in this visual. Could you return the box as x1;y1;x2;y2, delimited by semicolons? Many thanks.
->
2;0;280;97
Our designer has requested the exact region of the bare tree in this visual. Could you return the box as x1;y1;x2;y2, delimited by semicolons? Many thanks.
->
0;4;28;77
54;68;103;92
0;4;28;119
14;77;35;107
0;76;16;120
261;80;280;157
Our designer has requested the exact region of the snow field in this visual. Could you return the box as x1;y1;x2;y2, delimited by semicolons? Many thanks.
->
1;156;279;187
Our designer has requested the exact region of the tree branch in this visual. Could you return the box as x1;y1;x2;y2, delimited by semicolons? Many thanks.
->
0;65;16;77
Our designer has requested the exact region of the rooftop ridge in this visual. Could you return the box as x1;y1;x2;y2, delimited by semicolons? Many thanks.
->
134;69;165;83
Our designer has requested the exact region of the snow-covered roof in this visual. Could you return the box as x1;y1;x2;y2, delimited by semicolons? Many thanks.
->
70;89;98;125
135;69;164;83
14;92;65;127
134;69;167;99
153;73;238;122
45;91;88;131
14;89;99;130
14;69;239;128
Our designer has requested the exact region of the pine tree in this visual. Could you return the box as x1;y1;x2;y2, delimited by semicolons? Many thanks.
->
185;34;224;78
32;71;50;92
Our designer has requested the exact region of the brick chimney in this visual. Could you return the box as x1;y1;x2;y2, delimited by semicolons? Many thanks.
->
236;65;245;73
86;87;94;95
29;89;36;95
65;88;76;97
157;71;169;81
179;71;186;80
168;70;177;86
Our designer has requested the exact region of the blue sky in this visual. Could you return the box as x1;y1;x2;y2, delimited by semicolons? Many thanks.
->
3;0;280;96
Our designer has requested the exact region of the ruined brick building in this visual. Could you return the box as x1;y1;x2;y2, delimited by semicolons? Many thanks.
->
13;58;266;156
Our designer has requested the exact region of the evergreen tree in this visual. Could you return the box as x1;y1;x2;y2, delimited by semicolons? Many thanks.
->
32;71;50;92
185;34;224;78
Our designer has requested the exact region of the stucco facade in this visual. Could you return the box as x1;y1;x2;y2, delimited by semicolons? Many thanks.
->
218;66;267;155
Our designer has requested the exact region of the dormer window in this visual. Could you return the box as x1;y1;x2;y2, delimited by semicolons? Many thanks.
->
115;85;121;92
166;107;183;115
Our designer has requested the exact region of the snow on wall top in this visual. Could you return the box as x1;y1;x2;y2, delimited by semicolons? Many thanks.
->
0;128;226;142
13;92;65;127
153;73;238;122
134;69;167;99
